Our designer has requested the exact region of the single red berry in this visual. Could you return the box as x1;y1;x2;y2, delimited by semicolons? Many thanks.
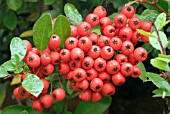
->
13;87;24;100
72;68;87;82
48;34;60;50
77;79;89;91
78;36;92;52
98;36;110;48
66;71;73;80
70;48;84;62
112;72;126;86
103;25;115;37
114;14;127;28
60;49;70;62
109;37;122;50
133;47;148;61
88;45;101;59
32;100;44;112
77;22;91;37
42;64;54;76
42;47;51;55
141;21;152;32
86;68;98;81
128;53;137;65
50;52;60;65
70;25;78;37
101;82;116;96
82;57;94;70
101;46;114;60
100;17;112;27
26;51;40;68
52;88;66;101
120;62;134;76
86;13;99;27
106;60;120;74
121;5;135;18
91;91;102;102
65;37;78;50
58;62;70;75
88;33;99;44
94;57;106;72
131;65;141;78
115;54;128;65
142;35;149;43
69;60;81;70
131;31;142;43
93;6;107;19
41;79;49;95
21;74;27;81
119;26;133;41
90;78;103;92
31;47;40;55
40;53;51;65
128;17;141;30
121;41;134;55
70;81;79;91
40;94;54;108
98;71;111;82
18;86;31;99
23;40;32;54
79;89;92;101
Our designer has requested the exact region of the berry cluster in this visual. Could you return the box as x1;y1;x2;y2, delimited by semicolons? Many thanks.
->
58;5;151;102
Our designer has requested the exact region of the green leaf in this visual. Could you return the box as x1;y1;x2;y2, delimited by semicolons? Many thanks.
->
22;74;44;97
44;0;55;5
108;12;120;20
136;29;156;38
3;11;18;30
154;13;166;30
64;3;82;24
142;43;153;53
162;19;170;28
20;30;33;37
146;72;170;94
1;60;15;71
42;10;61;19
0;67;9;78
10;37;26;61
53;100;65;114
89;0;103;7
75;96;112;114
91;26;101;35
19;110;28;114
63;111;72;114
0;83;7;107
140;9;159;22
33;14;52;53
66;81;73;95
151;58;170;72
53;15;71;49
152;88;170;97
112;0;128;9
1;105;46;114
137;62;147;82
125;1;136;6
6;0;22;10
149;31;168;52
158;54;170;59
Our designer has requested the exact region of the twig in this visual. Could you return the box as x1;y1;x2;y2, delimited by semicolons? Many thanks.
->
4;74;15;79
153;23;166;55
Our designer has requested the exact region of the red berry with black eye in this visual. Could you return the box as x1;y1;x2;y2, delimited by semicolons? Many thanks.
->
103;25;115;37
128;53;137;65
60;49;70;62
82;57;94;70
106;60;120;74
48;34;60;50
41;79;49;95
65;37;78;50
121;5;135;18
70;25;78;37
32;100;44;112
121;41;134;55
88;45;101;59
69;60;81;70
77;79;89;91
98;36;110;48
115;54;128;65
40;94;54;108
120;62;134;76
114;14;127;28
86;13;99;27
119;26;133;41
142;35;149;43
66;71;73;80
101;46;114;60
93;6;107;19
128;17;141;30
90;78;103;92
98;71;111;82
52;88;66;101
88;33;99;44
112;72;126;86
109;37;122;50
58;62;70;75
13;87;24;100
101;82;116;96
131;31;142;43
31;47;40;55
94;57;106;72
141;21;152;32
91;91;102;102
134;47;148;62
77;22;91;37
100;17;112;27
42;64;54;76
70;48;84;62
72;68;87;82
26;51;40;68
79;89;92;101
50;52;60;65
23;40;32;54
131;65;141;78
78;37;92;52
42;47;51;55
86;68;98;81
40;53;51;65
70;81;79;91
18;86;31;99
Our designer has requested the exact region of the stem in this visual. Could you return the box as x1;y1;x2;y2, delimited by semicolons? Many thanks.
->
153;23;166;55
57;73;63;88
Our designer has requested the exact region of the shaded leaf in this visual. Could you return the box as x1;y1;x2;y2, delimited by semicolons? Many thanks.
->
26;12;40;22
75;96;112;114
53;100;65;114
0;83;7;107
142;43;153;53
22;74;44;97
64;3;82;24
44;0;55;5
33;14;52;53
0;67;9;78
19;110;28;114
154;13;166;30
140;9;159;22
6;0;22;10
137;62;147;82
53;15;71;49
89;0;103;7
20;30;33;37
66;81;73;95
63;111;72;114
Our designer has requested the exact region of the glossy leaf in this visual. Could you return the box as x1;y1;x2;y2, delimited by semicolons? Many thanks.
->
0;83;7;107
158;54;170;59
0;67;9;78
3;11;18;30
153;88;170;97
146;72;170;94
20;30;33;37
10;37;27;61
22;74;44;97
149;31;168;52
33;14;52;53
136;29;156;38
154;13;166;30
1;60;15;72
44;0;55;5
64;3;82;24
1;105;46;114
75;96;112;114
6;0;22;10
141;9;159;22
151;58;170;72
53;100;65;114
53;15;71;49
142;43;153;53
137;62;147;82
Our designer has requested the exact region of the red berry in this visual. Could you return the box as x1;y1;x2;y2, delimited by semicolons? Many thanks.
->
128;53;137;65
41;79;49;95
40;94;54;108
128;17;141;30
90;78;103;92
88;33;99;44
121;41;134;55
115;54;128;65
50;52;60;65
94;57;106;72
100;17;112;27
131;65;141;78
101;82;116;96
40;53;51;65
82;57;94;70
48;34;60;50
86;13;99;27
32;100;44;112
101;46;114;60
42;64;54;76
58;62;70;75
65;37;78;50
52;88;66;101
26;52;40;68
120;62;134;76
72;68;87;82
31;47;40;55
77;79;89;91
91;92;102;102
98;36;110;48
114;14;127;28
88;45;101;59
109;37;122;50
69;60;81;70
60;49;71;62
79;89;92;101
23;40;32;54
86;68;98;81
121;5;135;18
106;60;120;74
70;25;78;37
112;72;126;86
119;26;133;41
98;71;111;82
93;6;107;19
77;22;91;37
142;35;149;43
141;21;152;32
13;87;24;100
131;31;142;43
103;25;115;37
70;48;84;62
133;47;148;61
78;37;92;52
